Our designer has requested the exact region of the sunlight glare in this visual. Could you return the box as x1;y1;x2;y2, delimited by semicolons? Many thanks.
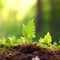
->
1;0;37;21
17;0;37;20
6;0;19;10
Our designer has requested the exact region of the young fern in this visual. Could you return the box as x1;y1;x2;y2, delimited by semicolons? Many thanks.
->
38;32;60;50
22;19;35;44
39;32;52;44
6;36;18;47
0;19;60;51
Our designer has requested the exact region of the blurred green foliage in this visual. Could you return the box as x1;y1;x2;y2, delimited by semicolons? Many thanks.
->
0;0;37;38
0;0;60;42
0;20;60;51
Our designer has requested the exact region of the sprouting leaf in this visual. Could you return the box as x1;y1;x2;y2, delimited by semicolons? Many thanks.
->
0;38;6;45
39;32;52;44
22;24;28;39
7;36;18;47
20;37;26;44
22;19;35;40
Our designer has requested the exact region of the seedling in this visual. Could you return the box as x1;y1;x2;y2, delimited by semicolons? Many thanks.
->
0;19;60;60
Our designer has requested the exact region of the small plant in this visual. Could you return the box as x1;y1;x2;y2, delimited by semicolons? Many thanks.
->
38;32;60;50
0;19;60;51
39;32;52;44
22;19;35;44
0;19;60;60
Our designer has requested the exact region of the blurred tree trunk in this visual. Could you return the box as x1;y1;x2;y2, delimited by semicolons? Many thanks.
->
34;0;43;41
51;0;60;41
36;0;42;33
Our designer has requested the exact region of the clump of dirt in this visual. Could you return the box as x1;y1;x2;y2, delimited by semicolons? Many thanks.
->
0;44;60;60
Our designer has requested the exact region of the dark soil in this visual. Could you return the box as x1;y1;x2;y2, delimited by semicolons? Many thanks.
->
0;44;60;60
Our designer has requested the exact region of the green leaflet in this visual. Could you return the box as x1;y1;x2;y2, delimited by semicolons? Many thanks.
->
0;38;6;45
38;32;60;50
0;19;60;51
22;19;35;40
7;36;18;47
22;19;35;44
39;32;52;44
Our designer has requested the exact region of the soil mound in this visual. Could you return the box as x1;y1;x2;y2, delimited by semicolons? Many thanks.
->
0;44;60;60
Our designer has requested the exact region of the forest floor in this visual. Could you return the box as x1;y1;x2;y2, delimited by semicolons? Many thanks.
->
0;44;60;60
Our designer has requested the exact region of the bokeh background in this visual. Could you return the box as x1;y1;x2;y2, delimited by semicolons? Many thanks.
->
0;0;60;42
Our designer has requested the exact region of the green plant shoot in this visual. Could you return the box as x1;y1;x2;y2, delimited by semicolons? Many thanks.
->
22;19;35;44
39;32;52;44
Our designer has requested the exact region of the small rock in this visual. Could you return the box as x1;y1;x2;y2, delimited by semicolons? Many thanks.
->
32;56;40;60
